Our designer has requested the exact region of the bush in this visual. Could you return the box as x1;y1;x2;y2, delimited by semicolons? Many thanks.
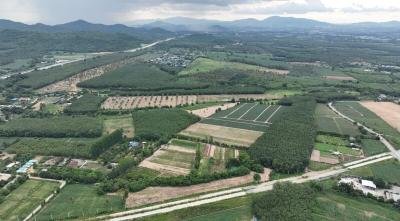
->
90;129;123;158
252;182;315;221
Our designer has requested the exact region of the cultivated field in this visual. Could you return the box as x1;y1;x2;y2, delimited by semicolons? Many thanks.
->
200;103;283;132
349;159;400;185
102;95;197;109
102;94;282;110
140;144;197;175
178;58;289;76
0;179;59;221
315;104;360;136
140;139;236;175
36;184;124;220
180;123;263;147
360;101;400;132
334;101;400;148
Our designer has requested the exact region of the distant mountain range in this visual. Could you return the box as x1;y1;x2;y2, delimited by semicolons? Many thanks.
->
0;19;173;41
1;16;400;34
139;16;400;33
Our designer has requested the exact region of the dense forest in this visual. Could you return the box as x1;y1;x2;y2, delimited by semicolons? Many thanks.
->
249;96;317;173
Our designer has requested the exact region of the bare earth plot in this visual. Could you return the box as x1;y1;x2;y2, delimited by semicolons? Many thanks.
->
102;94;283;110
360;101;400;132
325;75;356;81
125;169;271;208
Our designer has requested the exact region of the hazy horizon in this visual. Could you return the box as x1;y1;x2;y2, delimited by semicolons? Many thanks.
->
1;0;400;25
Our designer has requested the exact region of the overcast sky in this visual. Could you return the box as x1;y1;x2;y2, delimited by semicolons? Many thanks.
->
1;0;400;25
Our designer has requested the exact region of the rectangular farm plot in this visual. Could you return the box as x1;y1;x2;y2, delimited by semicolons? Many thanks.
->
0;179;59;221
180;123;263;147
201;103;282;132
315;104;360;137
140;143;201;175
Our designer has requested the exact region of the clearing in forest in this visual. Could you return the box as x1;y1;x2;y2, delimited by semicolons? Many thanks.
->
103;115;135;138
178;58;289;76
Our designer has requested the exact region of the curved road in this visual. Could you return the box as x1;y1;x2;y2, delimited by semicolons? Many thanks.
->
328;102;400;161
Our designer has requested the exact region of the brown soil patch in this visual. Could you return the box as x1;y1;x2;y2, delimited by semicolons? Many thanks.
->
360;101;400;132
310;150;339;165
310;150;321;162
125;169;271;208
180;123;263;147
190;103;236;118
325;75;356;81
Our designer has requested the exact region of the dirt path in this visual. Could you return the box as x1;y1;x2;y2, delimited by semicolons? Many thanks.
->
360;101;400;132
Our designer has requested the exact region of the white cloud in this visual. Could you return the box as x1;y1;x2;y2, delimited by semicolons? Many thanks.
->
0;0;40;23
1;0;400;24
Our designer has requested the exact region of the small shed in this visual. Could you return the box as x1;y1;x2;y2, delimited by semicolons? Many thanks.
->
361;180;376;190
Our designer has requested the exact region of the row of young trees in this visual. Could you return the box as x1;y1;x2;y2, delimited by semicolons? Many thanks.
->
38;167;104;184
249;96;317;173
90;129;123;158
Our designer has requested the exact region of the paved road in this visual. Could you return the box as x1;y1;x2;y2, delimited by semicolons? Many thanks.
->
1;37;176;80
94;153;392;221
328;102;400;161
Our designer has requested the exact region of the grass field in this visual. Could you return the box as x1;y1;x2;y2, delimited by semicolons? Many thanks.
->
200;103;283;132
36;184;124;220
0;179;59;221
180;123;263;147
348;159;400;185
361;139;388;156
178;58;287;76
314;142;362;157
6;137;97;158
315;104;360;136
137;196;252;221
103;115;134;138
312;191;400;221
333;101;400;148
